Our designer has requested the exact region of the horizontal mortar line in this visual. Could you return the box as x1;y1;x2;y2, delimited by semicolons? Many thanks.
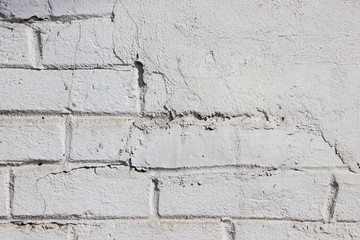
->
148;165;351;173
0;160;61;167
229;219;360;224
334;220;360;223
0;111;355;141
0;14;113;24
0;111;140;117
11;215;151;221
2;218;360;226
0;160;125;167
61;160;129;165
0;161;350;171
0;160;130;168
158;215;326;223
5;218;223;225
6;216;345;224
0;65;37;70
0;64;132;71
0;112;274;123
0;111;254;119
41;65;133;70
0;162;351;174
0;216;13;221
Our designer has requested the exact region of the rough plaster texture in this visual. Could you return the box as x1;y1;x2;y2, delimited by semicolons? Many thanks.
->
0;0;359;239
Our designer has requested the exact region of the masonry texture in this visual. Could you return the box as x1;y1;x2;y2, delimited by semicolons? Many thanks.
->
0;0;359;239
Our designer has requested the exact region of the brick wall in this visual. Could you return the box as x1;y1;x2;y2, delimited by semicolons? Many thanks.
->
0;0;360;239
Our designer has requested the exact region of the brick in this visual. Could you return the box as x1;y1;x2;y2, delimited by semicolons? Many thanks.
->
0;223;71;240
70;69;140;114
144;61;353;118
0;0;113;20
130;125;341;168
0;69;139;114
158;171;330;220
0;0;50;19
333;173;360;222
69;118;133;161
0;70;71;112
0;117;65;162
75;221;222;240
49;0;115;17
0;23;35;67
41;20;123;68
12;166;150;217
235;221;360;240
144;73;171;113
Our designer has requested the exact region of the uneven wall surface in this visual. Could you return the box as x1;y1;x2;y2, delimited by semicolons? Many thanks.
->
0;0;360;239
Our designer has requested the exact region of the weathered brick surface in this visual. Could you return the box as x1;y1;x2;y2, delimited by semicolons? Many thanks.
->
49;0;115;18
0;117;65;162
0;69;139;114
333;173;360;222
0;0;50;19
158;171;331;220
131;125;341;168
0;0;114;19
41;20;123;68
0;23;35;67
70;68;140;114
69;118;133;161
12;166;150;217
0;70;71;112
0;0;359;238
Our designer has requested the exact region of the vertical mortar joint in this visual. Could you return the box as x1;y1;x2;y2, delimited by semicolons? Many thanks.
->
322;174;339;223
151;178;160;218
221;218;235;240
135;61;146;116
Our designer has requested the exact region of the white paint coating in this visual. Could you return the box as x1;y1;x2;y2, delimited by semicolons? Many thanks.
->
0;0;358;238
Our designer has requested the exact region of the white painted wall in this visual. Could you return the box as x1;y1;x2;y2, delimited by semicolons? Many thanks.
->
0;0;359;239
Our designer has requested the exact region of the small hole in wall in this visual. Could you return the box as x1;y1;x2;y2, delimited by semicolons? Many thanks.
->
38;162;43;166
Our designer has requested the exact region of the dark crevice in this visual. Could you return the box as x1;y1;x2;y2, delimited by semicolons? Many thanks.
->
0;16;46;23
328;175;339;221
135;61;145;88
0;14;113;24
323;174;339;223
10;220;90;227
128;159;147;173
135;61;146;116
36;30;43;59
256;108;270;121
152;178;160;217
334;144;345;164
320;131;346;165
110;0;118;22
161;108;255;123
0;12;8;19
